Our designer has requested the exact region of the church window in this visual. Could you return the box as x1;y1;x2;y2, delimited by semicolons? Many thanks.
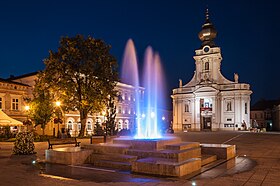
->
227;118;232;121
205;62;209;70
245;103;248;114
12;98;19;110
0;97;2;109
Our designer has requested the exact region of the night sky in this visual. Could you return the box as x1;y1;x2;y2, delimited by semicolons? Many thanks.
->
0;0;279;109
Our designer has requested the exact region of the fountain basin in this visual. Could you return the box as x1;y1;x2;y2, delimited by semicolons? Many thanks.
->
113;136;181;150
45;147;92;165
201;144;236;160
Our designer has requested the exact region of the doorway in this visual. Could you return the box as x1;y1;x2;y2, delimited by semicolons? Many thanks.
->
203;117;212;130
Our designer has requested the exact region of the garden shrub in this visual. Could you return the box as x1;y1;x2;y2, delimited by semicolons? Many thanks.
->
13;132;36;155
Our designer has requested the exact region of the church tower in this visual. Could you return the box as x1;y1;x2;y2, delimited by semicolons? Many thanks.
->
172;9;252;132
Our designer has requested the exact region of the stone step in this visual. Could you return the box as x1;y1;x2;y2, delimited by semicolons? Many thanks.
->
201;143;236;160
132;157;201;177
83;143;131;154
92;159;132;171
87;153;137;164
201;154;217;166
127;147;201;162
166;142;200;151
155;147;201;162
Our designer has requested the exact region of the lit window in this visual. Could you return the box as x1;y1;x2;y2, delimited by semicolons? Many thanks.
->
124;93;127;100
68;121;73;130
118;106;121;114
87;121;92;130
12;98;19;110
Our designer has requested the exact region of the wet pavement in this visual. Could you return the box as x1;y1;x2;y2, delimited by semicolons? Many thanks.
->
1;131;280;185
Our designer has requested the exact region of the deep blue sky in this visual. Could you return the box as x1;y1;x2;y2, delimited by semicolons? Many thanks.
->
0;0;279;109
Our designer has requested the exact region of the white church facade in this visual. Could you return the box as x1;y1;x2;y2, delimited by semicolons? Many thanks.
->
172;9;252;132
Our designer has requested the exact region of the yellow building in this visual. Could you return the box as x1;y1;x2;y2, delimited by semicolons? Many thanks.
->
9;72;144;136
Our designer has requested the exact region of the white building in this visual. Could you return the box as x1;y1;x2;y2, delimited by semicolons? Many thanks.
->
172;9;252;132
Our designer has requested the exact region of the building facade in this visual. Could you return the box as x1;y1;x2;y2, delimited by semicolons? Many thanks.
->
10;72;144;136
0;78;30;133
250;99;280;131
172;10;252;132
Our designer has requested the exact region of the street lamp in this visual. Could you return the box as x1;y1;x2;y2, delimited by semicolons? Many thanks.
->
55;101;62;138
24;105;31;131
25;105;30;111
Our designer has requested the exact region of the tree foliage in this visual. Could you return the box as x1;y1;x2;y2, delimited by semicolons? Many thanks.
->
26;72;54;135
105;96;118;136
93;120;104;136
42;35;118;137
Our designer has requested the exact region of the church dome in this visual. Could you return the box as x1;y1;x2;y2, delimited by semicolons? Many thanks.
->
198;9;217;47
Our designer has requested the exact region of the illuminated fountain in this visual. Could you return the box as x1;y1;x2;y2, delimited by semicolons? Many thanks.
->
121;39;165;139
46;39;236;178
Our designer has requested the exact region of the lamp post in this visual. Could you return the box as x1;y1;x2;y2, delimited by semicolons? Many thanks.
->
55;101;62;138
24;105;30;131
102;111;106;135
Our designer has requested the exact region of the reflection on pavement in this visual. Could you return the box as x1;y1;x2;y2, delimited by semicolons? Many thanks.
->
41;156;256;183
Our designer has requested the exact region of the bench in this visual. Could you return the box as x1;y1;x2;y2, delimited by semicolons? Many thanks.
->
48;138;81;149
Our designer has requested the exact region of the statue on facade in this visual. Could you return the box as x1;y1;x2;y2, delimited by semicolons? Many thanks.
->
234;73;239;83
179;79;182;87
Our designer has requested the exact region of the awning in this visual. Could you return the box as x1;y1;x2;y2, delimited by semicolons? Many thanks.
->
0;110;23;126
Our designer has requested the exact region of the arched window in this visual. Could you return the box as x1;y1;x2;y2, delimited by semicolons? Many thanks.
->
87;119;93;130
205;62;209;70
124;120;129;129
118;120;123;130
67;120;73;130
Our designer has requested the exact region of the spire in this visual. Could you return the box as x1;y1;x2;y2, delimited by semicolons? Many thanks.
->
205;8;209;21
198;8;217;48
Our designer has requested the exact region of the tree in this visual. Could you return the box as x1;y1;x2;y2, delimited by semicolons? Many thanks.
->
93;120;104;136
42;35;118;137
105;96;118;136
26;72;54;136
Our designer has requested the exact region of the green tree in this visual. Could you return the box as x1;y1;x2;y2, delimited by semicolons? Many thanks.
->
105;96;117;136
93;120;104;136
26;72;54;135
42;35;118;137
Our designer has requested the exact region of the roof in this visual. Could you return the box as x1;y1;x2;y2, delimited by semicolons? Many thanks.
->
251;99;280;111
0;110;23;126
7;71;39;80
0;78;29;87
